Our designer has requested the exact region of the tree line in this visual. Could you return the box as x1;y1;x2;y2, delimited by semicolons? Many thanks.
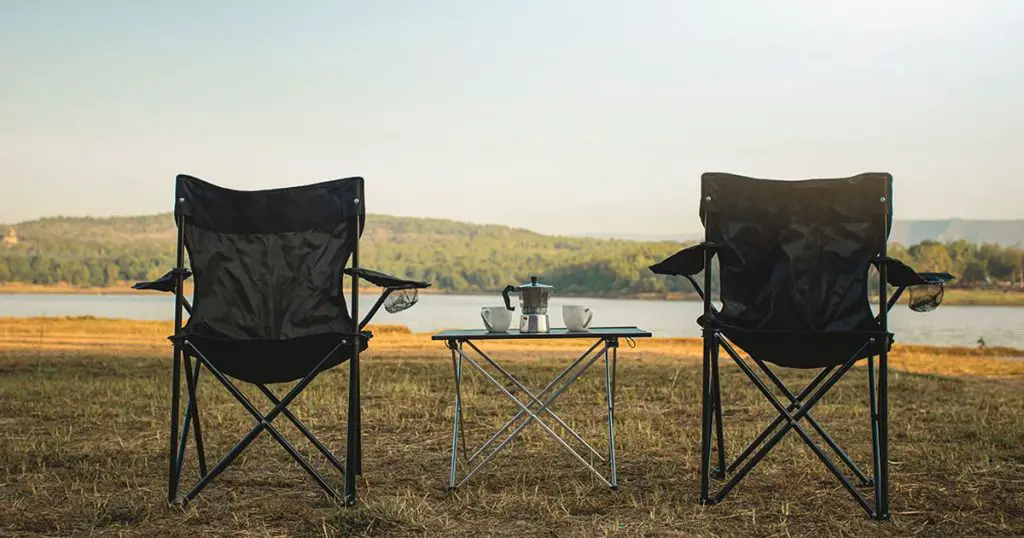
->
1;239;1020;294
0;214;1021;294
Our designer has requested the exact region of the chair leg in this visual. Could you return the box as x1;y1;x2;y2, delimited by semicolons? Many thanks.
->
181;342;346;503
354;364;363;476
711;343;726;479
344;345;360;505
725;365;835;475
724;344;873;510
699;330;715;505
754;359;872;487
185;418;267;502
868;355;883;519
258;385;345;475
173;361;195;491
702;335;884;518
877;347;891;520
183;354;208;477
710;353;861;506
168;343;182;504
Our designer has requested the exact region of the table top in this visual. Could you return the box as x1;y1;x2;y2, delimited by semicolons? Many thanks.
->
431;326;652;341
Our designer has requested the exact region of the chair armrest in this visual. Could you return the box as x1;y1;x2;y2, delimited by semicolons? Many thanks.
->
872;257;955;287
343;267;431;290
132;269;192;293
649;243;717;277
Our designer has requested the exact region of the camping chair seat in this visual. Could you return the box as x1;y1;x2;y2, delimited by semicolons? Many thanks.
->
134;174;429;506
181;334;370;385
650;172;953;520
701;325;888;369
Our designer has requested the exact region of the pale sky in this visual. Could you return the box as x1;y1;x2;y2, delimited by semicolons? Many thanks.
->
1;0;1022;235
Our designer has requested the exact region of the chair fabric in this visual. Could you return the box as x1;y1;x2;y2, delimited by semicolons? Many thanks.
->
701;173;889;331
176;174;367;384
652;172;949;368
703;172;890;367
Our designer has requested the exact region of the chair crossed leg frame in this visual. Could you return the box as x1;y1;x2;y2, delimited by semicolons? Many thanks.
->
167;338;360;505
700;332;891;520
445;337;620;490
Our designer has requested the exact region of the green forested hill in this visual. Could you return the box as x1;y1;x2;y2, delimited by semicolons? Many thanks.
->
0;214;693;295
1;213;1022;294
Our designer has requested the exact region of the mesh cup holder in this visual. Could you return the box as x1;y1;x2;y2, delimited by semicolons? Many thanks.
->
908;282;944;312
385;288;419;313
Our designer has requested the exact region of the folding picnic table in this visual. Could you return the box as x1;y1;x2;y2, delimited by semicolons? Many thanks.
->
432;326;651;490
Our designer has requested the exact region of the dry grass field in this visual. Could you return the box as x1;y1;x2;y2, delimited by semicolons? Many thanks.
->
1;317;1022;536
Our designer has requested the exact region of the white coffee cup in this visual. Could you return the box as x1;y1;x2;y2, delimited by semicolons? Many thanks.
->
562;305;593;332
481;306;513;332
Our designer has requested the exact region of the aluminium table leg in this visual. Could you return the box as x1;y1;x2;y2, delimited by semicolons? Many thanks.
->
466;339;604;463
604;339;619;489
453;345;613;489
448;340;466;490
454;346;608;488
465;340;606;463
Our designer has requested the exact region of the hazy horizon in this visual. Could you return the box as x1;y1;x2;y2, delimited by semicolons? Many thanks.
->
3;0;1023;235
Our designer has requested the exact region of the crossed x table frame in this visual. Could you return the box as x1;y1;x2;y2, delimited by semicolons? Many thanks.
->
432;327;651;491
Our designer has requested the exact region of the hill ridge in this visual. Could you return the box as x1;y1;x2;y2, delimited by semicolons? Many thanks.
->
579;219;1024;247
1;212;1022;292
5;213;1023;247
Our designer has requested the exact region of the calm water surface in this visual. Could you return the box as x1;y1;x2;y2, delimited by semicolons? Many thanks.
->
1;293;1022;349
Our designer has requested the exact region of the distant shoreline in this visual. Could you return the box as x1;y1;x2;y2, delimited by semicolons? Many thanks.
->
2;282;1023;306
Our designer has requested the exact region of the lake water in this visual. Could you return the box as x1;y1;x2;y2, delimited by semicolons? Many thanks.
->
2;293;1022;349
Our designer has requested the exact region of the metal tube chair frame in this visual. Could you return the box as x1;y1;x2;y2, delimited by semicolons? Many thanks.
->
134;175;429;507
651;172;954;520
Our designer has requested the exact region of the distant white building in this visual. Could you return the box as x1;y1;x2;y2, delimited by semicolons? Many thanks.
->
3;226;16;246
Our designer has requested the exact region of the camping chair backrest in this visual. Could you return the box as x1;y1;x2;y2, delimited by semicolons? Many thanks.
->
175;174;365;341
700;172;892;333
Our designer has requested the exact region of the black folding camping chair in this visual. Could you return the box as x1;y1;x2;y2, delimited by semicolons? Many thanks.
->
133;174;430;506
650;172;953;520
